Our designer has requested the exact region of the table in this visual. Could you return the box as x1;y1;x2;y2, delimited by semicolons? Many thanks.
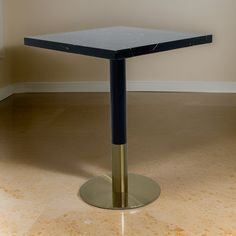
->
24;26;212;210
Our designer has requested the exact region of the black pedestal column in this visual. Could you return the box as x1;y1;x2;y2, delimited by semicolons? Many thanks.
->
79;59;161;209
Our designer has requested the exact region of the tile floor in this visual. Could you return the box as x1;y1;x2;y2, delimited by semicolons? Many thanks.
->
0;92;235;236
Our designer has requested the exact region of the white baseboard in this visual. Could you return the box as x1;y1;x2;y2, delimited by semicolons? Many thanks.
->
1;80;236;102
0;85;14;101
127;81;236;93
14;81;110;93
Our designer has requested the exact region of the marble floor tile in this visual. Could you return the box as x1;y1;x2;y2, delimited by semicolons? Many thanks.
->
0;92;235;235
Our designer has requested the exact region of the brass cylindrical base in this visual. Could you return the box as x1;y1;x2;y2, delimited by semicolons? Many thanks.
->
79;144;161;209
79;173;161;210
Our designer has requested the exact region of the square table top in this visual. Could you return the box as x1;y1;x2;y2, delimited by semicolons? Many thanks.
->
24;26;212;60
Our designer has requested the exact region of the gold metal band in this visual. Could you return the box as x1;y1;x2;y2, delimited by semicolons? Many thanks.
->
112;144;128;207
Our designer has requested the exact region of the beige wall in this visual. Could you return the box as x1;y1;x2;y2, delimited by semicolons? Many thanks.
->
0;57;11;88
0;60;4;87
0;0;9;88
0;60;6;88
3;0;236;84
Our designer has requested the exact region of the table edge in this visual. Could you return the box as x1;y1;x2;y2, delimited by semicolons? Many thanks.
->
24;34;212;60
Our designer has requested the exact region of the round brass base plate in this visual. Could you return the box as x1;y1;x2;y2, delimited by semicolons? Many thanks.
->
79;173;161;209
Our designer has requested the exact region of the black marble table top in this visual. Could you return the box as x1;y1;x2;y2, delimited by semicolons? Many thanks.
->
24;26;212;59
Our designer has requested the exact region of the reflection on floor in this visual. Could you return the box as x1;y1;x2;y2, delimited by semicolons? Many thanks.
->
0;92;235;236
